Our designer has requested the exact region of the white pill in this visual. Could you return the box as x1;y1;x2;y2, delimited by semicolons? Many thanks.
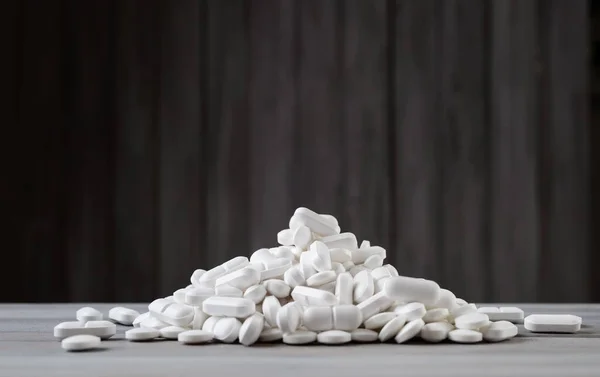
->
317;330;351;345
140;316;169;330
420;321;454;343
271;246;296;261
178;329;213;344
299;252;318;279
307;271;337;287
342;261;355;271
319;213;339;227
351;328;378;342
173;288;190;304
374;277;390;293
148;299;195;327
259;327;283;342
352;246;386;264
309;241;332;272
202;297;255;318
262;296;281;327
133;312;150;327
243;284;267;304
333;305;362;331
379;314;407;342
449;329;482;343
383;276;440;307
238;313;265;346
126;327;159;341
76;307;103;323
357;291;393;320
331;262;345;275
185;287;215;306
54;320;116;340
456;298;468;306
222;256;250;273
395;302;427;321
498;306;525;322
353;270;375;304
276;302;302;333
423;308;449;323
450;303;478;321
192;308;209;329
320;233;358;251
364;312;397;330
371;266;392;281
363;255;384;270
277;229;294;246
108;307;140;326
250;248;277;264
261;258;292;280
317;281;337;294
263;279;291;298
293;225;312;249
212;317;242;343
433;289;457;310
202;316;221;333
330;248;352;263
303;306;333;331
334;272;353;305
395;318;425;344
198;265;227;287
159;326;187;340
216;267;261;291
61;334;101;351
283;330;317;345
289;207;337;236
482;320;518;342
524;314;582;333
455;312;490;330
359;240;370;249
215;284;243;298
291;286;337;307
283;265;306;288
349;265;368;277
190;269;207;287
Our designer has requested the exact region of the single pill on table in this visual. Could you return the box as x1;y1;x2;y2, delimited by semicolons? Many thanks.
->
364;312;397;330
259;327;283;342
524;314;582;333
351;328;379;343
264;279;291;298
126;327;160;341
379;315;407;342
482;321;518;342
213;317;242;343
395;302;427;321
283;330;317;345
54;320;116;340
159;326;187;340
317;330;351;345
420;321;454;343
76;307;103;323
448;329;482;343
423;308;449;323
498;307;525;322
178;329;213;344
239;313;265;346
454;313;489;330
61;335;101;352
394;318;425;344
108;307;140;326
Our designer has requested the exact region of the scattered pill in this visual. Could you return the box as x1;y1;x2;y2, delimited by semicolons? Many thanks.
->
126;327;160;341
54;320;116;340
524;314;582;333
178;329;213;344
159;326;187;340
61;334;101;351
108;307;140;326
76;307;103;323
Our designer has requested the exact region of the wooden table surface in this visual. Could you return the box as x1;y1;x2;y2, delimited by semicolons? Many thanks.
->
1;303;599;377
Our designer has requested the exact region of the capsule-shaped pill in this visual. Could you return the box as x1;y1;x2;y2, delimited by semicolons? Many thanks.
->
215;267;260;291
289;207;338;236
291;286;337;307
148;299;195;327
303;306;333;332
202;297;256;318
383;276;441;307
332;305;362;331
320;233;358;250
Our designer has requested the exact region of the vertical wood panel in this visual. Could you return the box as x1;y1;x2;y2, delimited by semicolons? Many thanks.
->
490;0;540;301
158;0;205;295
205;0;251;266
438;0;489;300
114;0;160;301
393;0;442;280
538;0;589;302
248;0;296;249
342;0;391;251
64;0;116;301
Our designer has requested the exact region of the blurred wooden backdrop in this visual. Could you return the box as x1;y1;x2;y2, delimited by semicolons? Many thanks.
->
3;0;597;303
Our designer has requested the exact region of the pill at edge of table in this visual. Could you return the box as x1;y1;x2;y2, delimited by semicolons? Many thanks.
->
524;314;582;333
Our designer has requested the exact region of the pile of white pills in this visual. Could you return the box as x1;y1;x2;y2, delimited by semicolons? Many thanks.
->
54;207;583;351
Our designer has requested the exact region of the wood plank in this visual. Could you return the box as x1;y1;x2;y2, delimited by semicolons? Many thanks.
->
342;0;391;252
538;0;590;302
114;0;161;301
158;0;205;295
392;0;443;281
64;0;116;301
247;0;296;249
204;0;251;267
438;0;488;301
489;0;540;301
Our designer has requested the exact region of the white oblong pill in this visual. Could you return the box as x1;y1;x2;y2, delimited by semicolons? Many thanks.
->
394;318;425;344
140;316;169;330
423;308;449;323
378;315;407;342
291;286;337;307
222;256;250;273
178;329;213;344
356;291;393;320
353;270;375;304
159;326;187;340
126;327;159;341
456;298;468;306
482;320;518;342
216;267;261;291
76;307;103;323
363;255;384;270
283;330;317;345
261;258;292;280
263;279;291;298
202;297;255;318
303;306;334;332
450;303;478;321
250;248;277;264
420;321;454;343
352;246;386;264
333;305;362;331
524;314;581;333
433;289;457;310
276;302;302;333
318;281;337;294
213;317;242;343
293;225;312;249
449;329;482;343
148;299;194;327
283;265;306;288
290;207;337;236
82;321;116;339
319;213;338;227
244;284;267;304
215;284;243;298
108;307;140;326
307;271;337;287
61;334;101;351
192;308;209;329
329;248;352;263
351;328;378;342
455;312;490;330
364;312;397;330
335;272;353;305
383;264;399;277
133;312;150;327
262;296;281;327
317;330;351;345
173;288;190;304
371;266;392;281
383;276;441;307
320;233;358;250
395;302;427;321
309;241;332;272
498;307;525;322
201;316;221;333
198;265;227;287
259;327;283;342
271;246;296;262
185;287;215;307
239;313;265;346
277;229;294;246
190;269;207;287
299;252;318;279
359;240;370;249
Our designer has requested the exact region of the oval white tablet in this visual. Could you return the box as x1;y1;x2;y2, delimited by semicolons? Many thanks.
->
356;291;393;320
259;327;283;342
289;207;337;237
178;329;213;344
133;312;150;327
383;276;440;307
422;308;449;323
317;330;351;345
126;327;159;341
108;307;140;326
261;258;292;280
291;286;337;306
293;225;312;249
335;272;353;305
283;330;317;345
394;318;425;344
276;302;301;333
54;320;117;340
320;233;358;250
309;241;332;272
262;296;281;327
61;334;101;351
159;326;187;340
190;269;206;287
395;302;426;321
454;312;489;330
263;279;291;298
448;329;482;343
201;316;222;333
303;306;333;332
353;270;375;304
524;314;582;333
333;305;362;331
482;320;518;342
243;284;267;304
212;317;242;343
277;229;294;246
378;315;407;342
307;271;337;287
76;307;103;323
364;312;397;330
202;297;255;318
420;321;454;343
351;328;379;342
283;265;306;288
239;313;265;346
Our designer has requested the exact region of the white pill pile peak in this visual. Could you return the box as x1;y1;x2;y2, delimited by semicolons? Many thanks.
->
54;207;582;350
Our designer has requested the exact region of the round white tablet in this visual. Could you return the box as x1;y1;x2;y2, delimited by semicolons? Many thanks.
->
448;329;482;343
108;307;140;326
76;307;103;323
244;284;267;304
212;317;242;343
178;329;213;344
454;312;490;330
276;302;301;333
201;316;221;333
378;315;407;342
125;328;160;342
159;326;187;340
239;313;265;346
420;321;454;343
317;330;351;345
263;279;291;298
259;328;283;342
61;335;101;351
395;302;427;321
364;312;397;330
283;330;317;345
422;308;449;323
351;328;379;342
395;318;425;344
482;321;518;342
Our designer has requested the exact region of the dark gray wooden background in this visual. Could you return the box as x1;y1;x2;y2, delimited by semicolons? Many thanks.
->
4;0;597;304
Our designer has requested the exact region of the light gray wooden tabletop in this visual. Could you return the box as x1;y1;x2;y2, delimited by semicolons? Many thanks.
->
0;303;599;377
